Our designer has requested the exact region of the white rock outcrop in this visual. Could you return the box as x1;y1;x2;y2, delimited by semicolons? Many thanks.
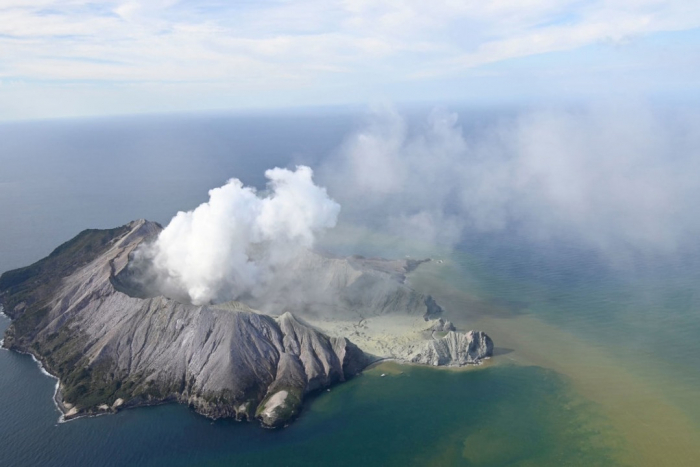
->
408;330;493;366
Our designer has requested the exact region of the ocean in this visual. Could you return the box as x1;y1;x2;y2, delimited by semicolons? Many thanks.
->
1;110;699;466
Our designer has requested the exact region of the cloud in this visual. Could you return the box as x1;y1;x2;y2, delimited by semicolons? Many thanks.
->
320;103;700;257
139;165;340;305
1;1;699;118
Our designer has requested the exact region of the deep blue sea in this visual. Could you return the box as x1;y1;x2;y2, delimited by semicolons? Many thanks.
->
1;110;700;466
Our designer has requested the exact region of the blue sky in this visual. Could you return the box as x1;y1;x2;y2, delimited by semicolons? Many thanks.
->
1;0;699;120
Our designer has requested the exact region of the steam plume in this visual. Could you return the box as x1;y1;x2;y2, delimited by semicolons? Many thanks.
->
142;165;339;305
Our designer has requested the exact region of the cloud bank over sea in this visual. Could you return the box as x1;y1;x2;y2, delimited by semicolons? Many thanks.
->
321;103;700;262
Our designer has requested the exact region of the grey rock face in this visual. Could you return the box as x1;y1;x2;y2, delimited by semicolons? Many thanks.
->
409;330;494;366
423;295;444;321
430;317;456;332
0;220;366;427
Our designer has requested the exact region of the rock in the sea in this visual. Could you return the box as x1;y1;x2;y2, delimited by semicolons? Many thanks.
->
409;331;493;366
423;295;444;321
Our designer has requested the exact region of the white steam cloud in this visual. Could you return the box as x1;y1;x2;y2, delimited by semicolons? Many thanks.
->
321;103;700;258
144;165;339;305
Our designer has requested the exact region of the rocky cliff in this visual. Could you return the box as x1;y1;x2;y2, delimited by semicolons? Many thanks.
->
408;330;494;366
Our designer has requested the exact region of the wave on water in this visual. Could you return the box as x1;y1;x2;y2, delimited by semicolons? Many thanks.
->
0;309;67;424
0;305;6;350
19;348;65;423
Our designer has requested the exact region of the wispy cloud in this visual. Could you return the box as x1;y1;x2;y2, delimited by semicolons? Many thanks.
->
0;1;699;118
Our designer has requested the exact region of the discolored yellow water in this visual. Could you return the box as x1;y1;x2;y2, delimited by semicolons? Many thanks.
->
409;255;700;466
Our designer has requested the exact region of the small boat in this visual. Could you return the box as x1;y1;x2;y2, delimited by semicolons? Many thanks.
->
381;373;386;377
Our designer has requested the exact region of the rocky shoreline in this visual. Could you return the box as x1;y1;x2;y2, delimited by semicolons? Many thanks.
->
0;220;493;428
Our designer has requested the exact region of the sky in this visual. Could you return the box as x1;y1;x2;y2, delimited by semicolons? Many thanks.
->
1;0;700;120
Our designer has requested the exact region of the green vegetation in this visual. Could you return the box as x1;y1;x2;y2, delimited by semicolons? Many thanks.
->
255;387;303;426
62;358;115;408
